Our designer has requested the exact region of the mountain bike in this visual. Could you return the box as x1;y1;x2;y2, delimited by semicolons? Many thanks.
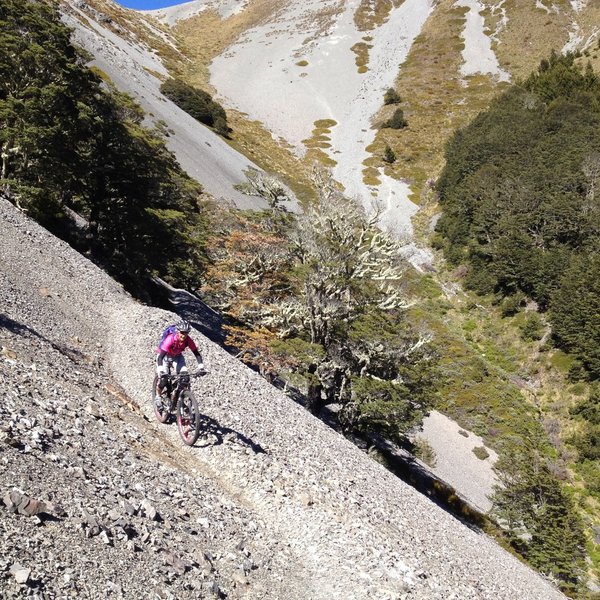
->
152;358;206;446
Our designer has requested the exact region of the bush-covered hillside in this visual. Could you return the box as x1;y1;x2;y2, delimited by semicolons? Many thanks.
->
160;78;229;137
434;51;600;591
435;51;600;381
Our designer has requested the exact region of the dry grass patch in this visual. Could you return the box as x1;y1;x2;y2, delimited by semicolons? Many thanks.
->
303;119;339;167
362;153;382;186
362;166;381;187
302;119;337;152
367;0;508;206
142;67;166;80
351;40;372;73
354;0;406;32
223;110;317;206
81;0;187;70
490;0;571;80
299;3;346;48
305;148;337;169
573;3;600;73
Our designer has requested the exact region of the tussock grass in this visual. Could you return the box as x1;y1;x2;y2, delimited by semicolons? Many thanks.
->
351;40;372;73
490;0;569;80
361;164;381;187
301;120;338;168
354;0;405;32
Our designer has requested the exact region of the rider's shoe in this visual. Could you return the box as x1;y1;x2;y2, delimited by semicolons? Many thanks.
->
154;394;163;408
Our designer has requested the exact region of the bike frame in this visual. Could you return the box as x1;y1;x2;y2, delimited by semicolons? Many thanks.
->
162;358;192;407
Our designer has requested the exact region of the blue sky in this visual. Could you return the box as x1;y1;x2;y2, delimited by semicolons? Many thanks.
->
116;0;187;9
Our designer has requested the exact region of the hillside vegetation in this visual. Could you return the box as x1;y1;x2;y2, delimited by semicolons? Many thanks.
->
200;171;435;443
0;0;207;296
434;51;600;592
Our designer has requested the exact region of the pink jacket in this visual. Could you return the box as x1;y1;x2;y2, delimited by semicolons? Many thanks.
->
158;333;199;357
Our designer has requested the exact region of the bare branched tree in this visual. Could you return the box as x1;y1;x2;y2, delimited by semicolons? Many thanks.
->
234;167;294;210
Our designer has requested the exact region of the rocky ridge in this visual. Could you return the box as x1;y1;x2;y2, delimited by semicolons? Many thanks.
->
0;198;566;599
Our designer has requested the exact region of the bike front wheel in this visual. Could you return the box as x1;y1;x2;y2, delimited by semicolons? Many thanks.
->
152;375;170;424
176;391;201;446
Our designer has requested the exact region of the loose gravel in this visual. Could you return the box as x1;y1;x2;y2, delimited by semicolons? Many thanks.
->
0;197;566;599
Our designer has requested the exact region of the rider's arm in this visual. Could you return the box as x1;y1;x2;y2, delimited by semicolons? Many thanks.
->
187;338;204;368
156;349;167;368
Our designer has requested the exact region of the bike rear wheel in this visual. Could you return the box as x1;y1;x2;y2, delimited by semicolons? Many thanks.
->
152;375;170;424
176;390;201;446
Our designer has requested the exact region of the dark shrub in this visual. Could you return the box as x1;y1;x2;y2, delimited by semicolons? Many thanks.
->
384;87;401;105
382;108;408;129
383;145;396;163
161;78;230;135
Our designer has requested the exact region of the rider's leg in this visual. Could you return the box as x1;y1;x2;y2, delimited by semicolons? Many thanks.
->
156;356;169;396
173;354;188;375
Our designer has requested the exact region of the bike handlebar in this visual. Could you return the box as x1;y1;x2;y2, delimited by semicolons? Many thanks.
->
163;369;207;380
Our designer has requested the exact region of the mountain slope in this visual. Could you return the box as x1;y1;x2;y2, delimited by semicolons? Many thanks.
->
156;0;600;233
60;0;269;210
0;199;568;598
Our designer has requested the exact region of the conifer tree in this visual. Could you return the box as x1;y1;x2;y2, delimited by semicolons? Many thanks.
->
492;447;586;592
0;0;207;295
383;145;396;164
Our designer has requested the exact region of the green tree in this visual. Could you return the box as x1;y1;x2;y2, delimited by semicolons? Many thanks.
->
160;78;229;136
383;87;401;105
551;254;600;378
0;0;98;220
201;170;434;440
435;52;600;377
570;383;600;425
0;0;208;295
382;108;407;129
519;313;545;342
492;446;586;592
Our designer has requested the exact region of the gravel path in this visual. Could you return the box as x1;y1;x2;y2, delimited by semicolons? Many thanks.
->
0;197;566;599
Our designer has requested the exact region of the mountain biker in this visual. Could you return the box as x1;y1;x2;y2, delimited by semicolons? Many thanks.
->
155;320;205;403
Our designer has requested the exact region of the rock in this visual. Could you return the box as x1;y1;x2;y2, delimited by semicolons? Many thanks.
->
10;563;30;584
162;550;187;575
2;490;62;518
140;499;159;521
86;402;102;418
231;571;248;586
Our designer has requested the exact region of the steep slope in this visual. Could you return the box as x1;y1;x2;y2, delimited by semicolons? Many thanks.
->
0;200;567;597
60;0;270;210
